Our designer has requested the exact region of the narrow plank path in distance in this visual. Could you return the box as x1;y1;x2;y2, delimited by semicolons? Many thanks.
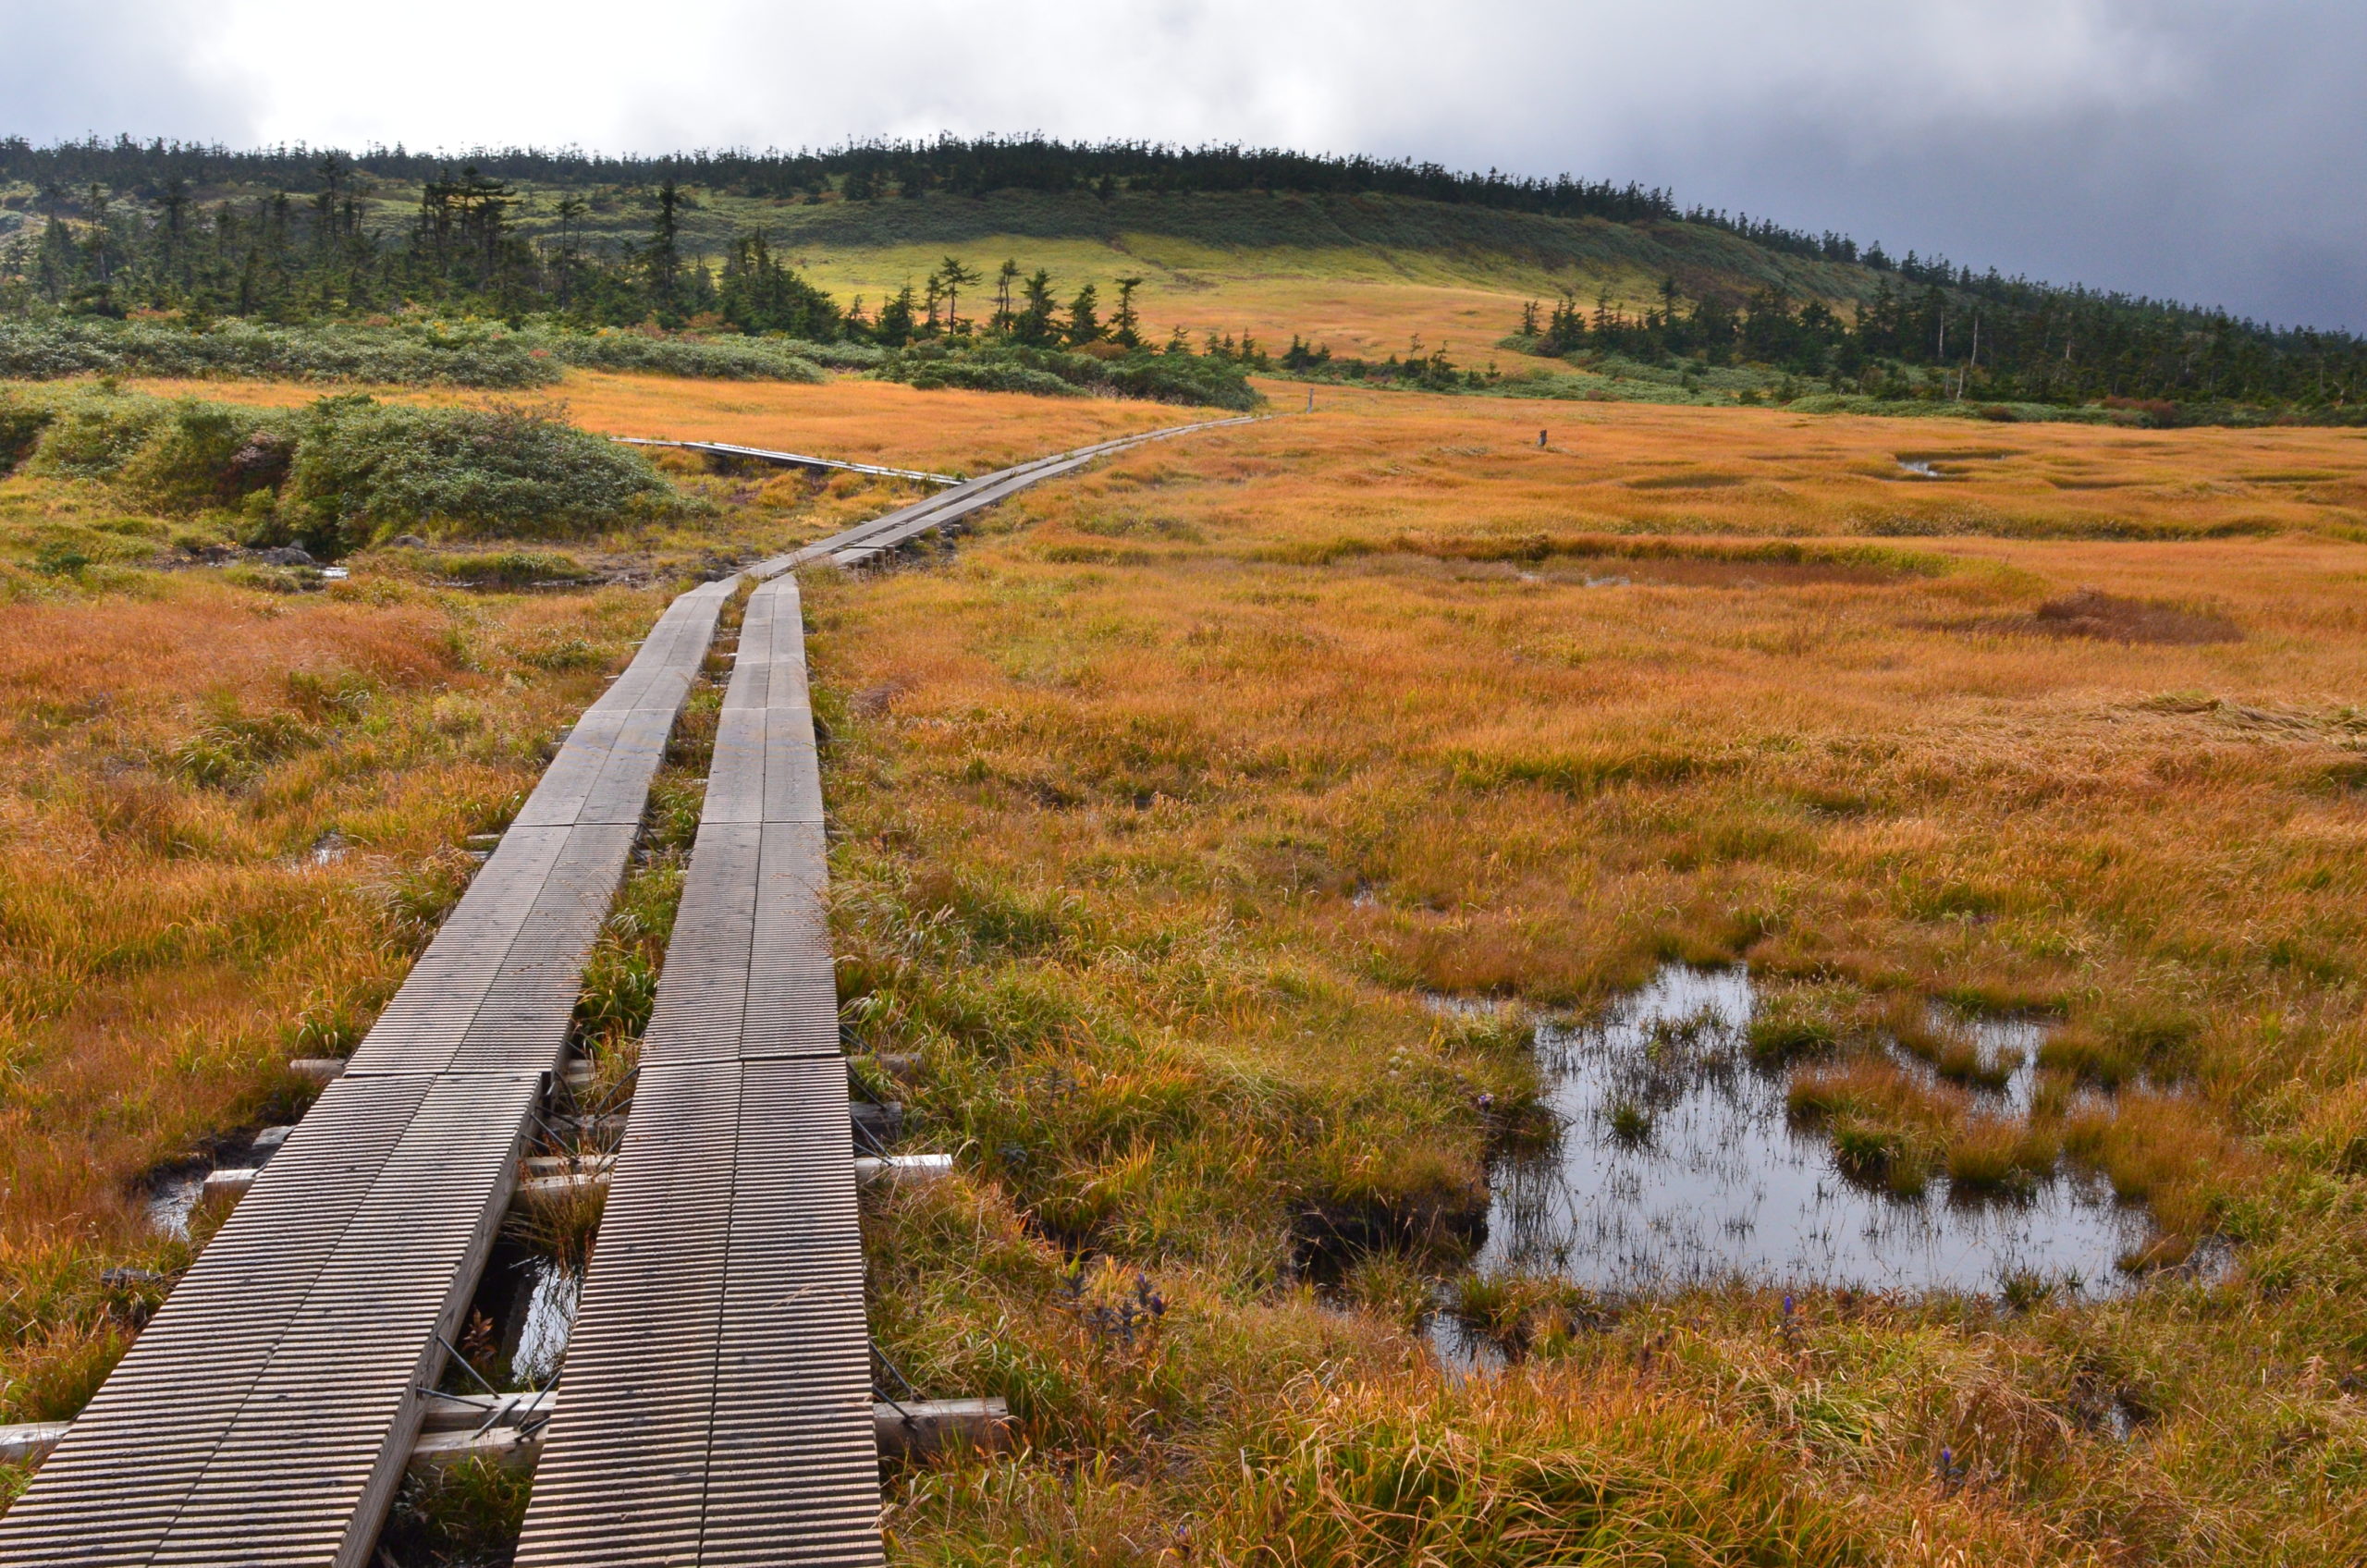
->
616;437;963;487
0;412;1256;1568
746;413;1260;575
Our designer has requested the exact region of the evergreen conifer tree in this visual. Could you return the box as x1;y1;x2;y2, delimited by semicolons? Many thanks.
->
937;257;980;335
1014;269;1059;345
992;259;1020;332
1111;276;1144;348
1065;282;1101;345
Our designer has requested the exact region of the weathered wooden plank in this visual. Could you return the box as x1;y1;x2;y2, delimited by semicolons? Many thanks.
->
0;571;735;1568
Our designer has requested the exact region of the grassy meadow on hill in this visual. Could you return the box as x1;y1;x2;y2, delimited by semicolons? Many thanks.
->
4;358;2367;1562
13;136;2363;418
740;192;1703;369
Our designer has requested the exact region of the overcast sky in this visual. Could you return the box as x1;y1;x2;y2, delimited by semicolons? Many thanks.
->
4;0;2361;331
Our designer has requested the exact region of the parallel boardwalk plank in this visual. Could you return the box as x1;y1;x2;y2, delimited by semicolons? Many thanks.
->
514;575;876;1568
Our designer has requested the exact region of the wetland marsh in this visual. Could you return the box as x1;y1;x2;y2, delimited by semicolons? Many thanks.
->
7;372;2367;1560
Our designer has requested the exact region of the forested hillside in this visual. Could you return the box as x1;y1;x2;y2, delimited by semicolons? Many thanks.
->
1;133;2360;416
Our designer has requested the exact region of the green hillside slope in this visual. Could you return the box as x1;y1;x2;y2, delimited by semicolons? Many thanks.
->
1;136;2360;417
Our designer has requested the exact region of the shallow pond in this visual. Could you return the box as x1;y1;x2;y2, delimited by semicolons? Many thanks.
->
1475;964;2149;1299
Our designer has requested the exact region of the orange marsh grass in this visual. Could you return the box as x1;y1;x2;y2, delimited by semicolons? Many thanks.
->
6;374;2367;1557
807;386;2367;1562
0;557;662;1422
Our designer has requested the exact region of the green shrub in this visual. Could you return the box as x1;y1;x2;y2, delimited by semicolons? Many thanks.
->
0;395;53;473
759;337;883;370
7;387;692;554
0;319;877;389
0;319;561;387
21;389;171;478
539;331;826;382
1102;352;1263;409
905;356;1083;398
31;543;91;576
280;397;690;553
114;400;290;514
880;341;1260;410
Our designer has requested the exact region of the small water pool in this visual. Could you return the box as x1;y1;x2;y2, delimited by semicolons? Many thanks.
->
145;1172;207;1240
509;1259;581;1387
1474;965;2148;1298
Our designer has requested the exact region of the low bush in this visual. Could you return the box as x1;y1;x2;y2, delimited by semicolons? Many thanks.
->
19;388;172;477
6;386;695;555
0;319;876;389
1101;352;1263;409
539;331;825;383
0;319;560;387
16;386;289;515
279;397;693;552
115;401;291;514
900;354;1081;400
881;341;1260;410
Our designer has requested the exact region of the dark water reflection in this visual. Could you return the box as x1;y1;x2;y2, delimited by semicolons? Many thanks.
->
508;1258;579;1387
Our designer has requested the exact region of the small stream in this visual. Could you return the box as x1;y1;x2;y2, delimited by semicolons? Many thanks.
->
1473;965;2148;1298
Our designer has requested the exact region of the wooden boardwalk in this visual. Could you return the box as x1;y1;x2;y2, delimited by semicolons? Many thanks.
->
511;575;878;1567
0;583;735;1568
0;416;1251;1566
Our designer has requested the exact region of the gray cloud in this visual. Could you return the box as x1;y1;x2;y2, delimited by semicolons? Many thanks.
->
2;0;2359;329
1480;1;2367;329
